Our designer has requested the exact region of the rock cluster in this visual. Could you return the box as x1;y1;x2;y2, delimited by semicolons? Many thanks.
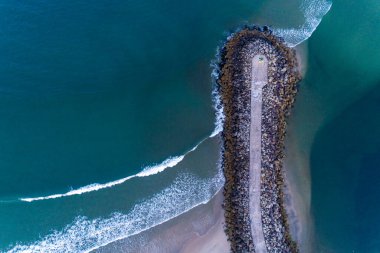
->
216;26;301;253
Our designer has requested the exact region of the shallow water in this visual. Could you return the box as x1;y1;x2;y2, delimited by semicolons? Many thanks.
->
311;85;380;252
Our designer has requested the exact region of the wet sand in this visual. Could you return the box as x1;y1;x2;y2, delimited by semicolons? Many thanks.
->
282;43;314;252
283;127;314;253
94;191;230;253
180;192;229;253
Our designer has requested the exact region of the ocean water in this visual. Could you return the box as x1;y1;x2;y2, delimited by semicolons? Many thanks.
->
0;0;336;252
311;86;380;252
290;0;380;251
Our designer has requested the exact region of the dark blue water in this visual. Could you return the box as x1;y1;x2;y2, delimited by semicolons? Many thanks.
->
289;0;380;251
310;84;380;252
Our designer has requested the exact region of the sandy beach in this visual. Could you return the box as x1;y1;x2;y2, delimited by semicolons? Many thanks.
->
94;190;230;253
98;138;311;253
180;192;229;253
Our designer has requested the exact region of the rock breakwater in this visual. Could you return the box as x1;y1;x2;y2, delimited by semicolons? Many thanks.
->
216;26;301;252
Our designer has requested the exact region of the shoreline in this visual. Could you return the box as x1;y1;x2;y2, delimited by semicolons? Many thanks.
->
282;42;314;252
95;26;308;253
94;134;308;253
179;191;229;253
93;129;309;253
94;190;230;253
282;126;314;253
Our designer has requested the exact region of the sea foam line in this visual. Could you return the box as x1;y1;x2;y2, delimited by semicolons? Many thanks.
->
19;86;225;203
273;0;332;47
19;136;212;203
8;171;225;253
10;94;225;250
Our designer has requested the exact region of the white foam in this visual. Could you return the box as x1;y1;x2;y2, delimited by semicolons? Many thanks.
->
136;156;184;177
210;86;225;138
19;81;224;203
8;172;224;253
20;147;201;202
273;0;332;47
21;153;198;202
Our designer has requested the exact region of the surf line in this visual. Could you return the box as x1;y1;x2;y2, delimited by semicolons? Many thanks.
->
19;83;225;203
19;130;222;203
273;0;332;47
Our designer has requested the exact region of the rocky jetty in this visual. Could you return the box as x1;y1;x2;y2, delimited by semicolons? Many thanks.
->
216;26;301;252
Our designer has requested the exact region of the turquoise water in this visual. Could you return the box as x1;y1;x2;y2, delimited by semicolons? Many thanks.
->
290;0;380;251
311;85;380;252
7;0;380;252
1;0;313;251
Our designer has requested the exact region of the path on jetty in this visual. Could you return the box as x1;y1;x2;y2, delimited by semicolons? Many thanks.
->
249;55;268;253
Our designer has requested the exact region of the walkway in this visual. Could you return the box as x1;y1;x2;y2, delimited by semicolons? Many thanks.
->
249;55;268;253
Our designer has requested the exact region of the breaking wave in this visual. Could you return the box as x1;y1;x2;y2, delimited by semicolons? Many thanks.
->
8;172;224;253
20;83;225;203
9;64;226;252
274;0;332;47
20;135;214;202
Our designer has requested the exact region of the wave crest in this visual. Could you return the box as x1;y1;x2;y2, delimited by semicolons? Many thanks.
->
19;74;225;203
274;0;332;47
20;146;200;202
9;172;224;253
